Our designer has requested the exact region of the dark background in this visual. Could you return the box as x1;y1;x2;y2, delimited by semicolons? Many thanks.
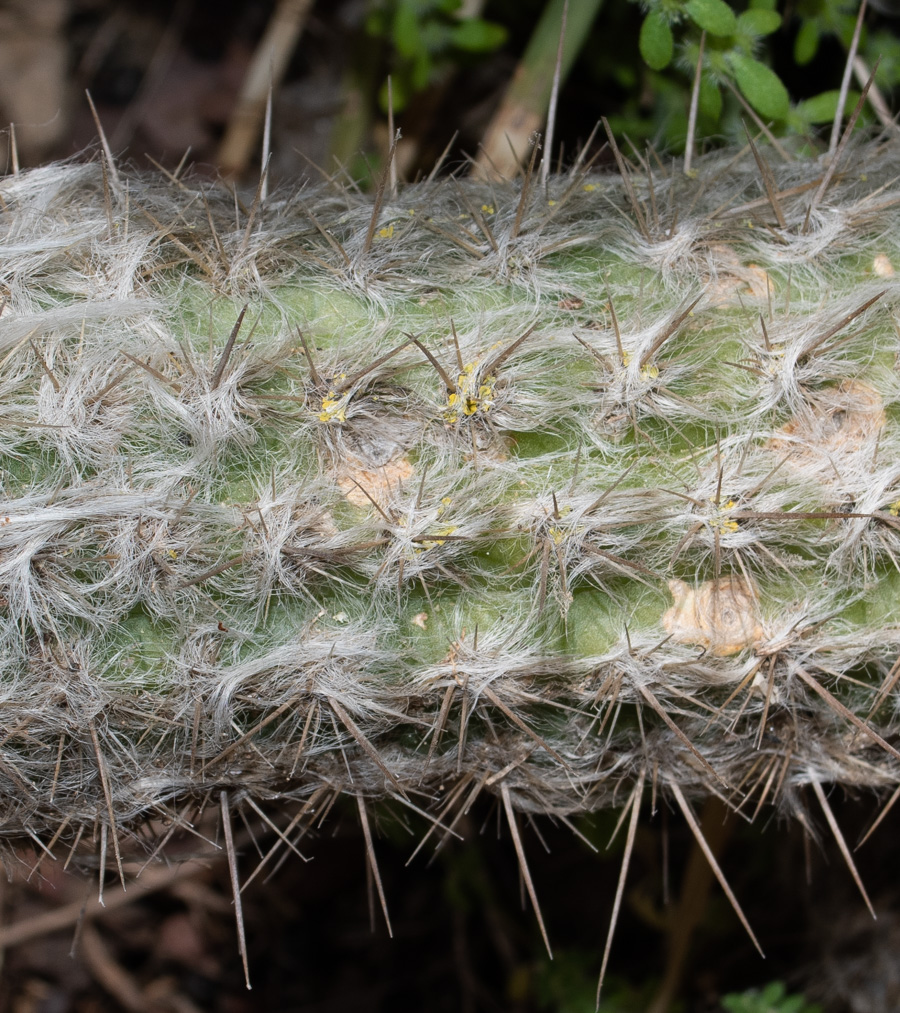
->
2;0;893;182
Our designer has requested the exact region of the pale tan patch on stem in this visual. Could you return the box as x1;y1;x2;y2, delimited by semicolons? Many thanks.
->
706;245;774;306
769;380;885;469
337;455;413;509
663;576;763;657
873;253;895;278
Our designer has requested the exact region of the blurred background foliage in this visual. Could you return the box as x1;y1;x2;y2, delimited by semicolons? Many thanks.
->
5;0;900;184
361;0;900;166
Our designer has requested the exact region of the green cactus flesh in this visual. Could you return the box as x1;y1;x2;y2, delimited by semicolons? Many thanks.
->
2;142;900;860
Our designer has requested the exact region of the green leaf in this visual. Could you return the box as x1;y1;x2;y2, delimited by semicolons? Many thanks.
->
421;20;453;53
639;11;674;70
737;9;781;35
728;53;789;119
699;75;723;121
364;10;388;37
685;0;738;37
722;981;822;1013
393;3;424;59
450;18;508;52
411;49;432;90
796;89;860;123
749;0;777;9
794;19;820;65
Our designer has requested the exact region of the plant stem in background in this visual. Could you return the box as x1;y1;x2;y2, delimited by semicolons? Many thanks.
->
217;0;314;178
473;0;604;179
647;797;736;1013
